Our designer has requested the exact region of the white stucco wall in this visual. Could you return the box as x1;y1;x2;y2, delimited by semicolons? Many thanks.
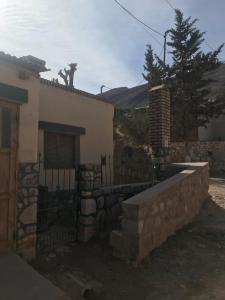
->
39;83;114;165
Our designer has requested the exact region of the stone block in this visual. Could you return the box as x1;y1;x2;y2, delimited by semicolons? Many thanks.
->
22;174;38;187
19;204;37;225
28;188;39;197
17;233;36;260
79;216;96;226
81;198;96;216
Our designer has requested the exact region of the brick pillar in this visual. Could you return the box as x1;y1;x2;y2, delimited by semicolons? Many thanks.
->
149;84;170;153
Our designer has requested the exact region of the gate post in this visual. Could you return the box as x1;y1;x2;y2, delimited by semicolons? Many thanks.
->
77;164;102;242
16;163;39;260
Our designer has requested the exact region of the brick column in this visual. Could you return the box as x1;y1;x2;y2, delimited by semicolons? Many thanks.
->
149;84;170;152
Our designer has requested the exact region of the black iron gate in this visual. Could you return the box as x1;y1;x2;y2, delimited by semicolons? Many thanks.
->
37;156;80;253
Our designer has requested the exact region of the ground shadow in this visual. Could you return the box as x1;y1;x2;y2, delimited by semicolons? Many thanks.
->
33;180;225;300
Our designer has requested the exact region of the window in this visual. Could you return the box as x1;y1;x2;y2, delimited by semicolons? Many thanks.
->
44;132;79;169
0;107;11;149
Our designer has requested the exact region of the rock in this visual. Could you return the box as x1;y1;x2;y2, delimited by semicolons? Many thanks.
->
17;202;23;209
22;174;38;187
29;196;37;203
64;271;104;298
28;188;39;197
19;204;37;225
79;216;96;226
81;199;96;216
21;188;28;197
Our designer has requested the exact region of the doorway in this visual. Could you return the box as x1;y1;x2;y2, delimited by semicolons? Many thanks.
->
0;99;18;252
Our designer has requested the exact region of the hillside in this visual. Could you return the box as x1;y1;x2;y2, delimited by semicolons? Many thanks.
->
100;64;225;108
99;83;149;108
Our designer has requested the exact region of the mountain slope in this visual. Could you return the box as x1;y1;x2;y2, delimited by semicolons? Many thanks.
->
99;64;225;109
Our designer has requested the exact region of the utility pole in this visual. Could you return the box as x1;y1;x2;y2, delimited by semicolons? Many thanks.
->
100;85;105;94
163;30;170;65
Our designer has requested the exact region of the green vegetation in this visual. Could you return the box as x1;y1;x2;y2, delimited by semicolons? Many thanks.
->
115;108;150;145
143;9;225;143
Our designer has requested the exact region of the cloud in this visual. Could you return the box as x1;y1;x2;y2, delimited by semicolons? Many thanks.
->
0;0;224;94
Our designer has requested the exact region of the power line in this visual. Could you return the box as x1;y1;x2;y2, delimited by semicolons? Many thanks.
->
164;0;176;11
163;0;221;58
141;26;164;46
112;0;164;37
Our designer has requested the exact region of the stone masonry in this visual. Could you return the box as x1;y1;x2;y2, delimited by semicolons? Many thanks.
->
17;163;39;260
170;141;225;173
77;164;152;242
149;85;170;151
110;162;209;264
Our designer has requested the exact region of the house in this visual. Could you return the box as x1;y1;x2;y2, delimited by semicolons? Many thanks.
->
0;51;114;259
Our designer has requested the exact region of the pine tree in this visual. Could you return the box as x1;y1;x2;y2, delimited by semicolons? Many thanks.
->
168;10;224;143
143;45;166;87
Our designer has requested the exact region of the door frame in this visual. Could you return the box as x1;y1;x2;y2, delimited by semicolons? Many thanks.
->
0;98;19;251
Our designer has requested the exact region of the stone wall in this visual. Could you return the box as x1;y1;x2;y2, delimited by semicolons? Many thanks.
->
17;163;39;260
78;182;152;242
170;141;225;174
110;162;209;264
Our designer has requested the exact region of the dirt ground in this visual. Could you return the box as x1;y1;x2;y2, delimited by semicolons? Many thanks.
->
33;178;225;300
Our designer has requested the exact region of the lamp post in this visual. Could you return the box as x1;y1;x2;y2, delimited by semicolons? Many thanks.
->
100;85;105;94
163;30;171;65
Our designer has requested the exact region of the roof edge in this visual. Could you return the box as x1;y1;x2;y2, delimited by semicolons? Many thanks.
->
40;78;114;106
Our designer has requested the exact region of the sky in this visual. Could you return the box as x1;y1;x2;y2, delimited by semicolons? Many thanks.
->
0;0;225;94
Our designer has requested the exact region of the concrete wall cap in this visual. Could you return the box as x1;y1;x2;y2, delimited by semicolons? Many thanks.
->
149;84;167;92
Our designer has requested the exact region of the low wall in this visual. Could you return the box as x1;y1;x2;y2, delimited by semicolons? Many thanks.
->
170;142;225;174
110;162;209;264
78;182;152;242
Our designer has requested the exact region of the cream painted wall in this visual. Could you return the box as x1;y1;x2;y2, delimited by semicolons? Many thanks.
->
39;84;114;165
0;62;40;163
